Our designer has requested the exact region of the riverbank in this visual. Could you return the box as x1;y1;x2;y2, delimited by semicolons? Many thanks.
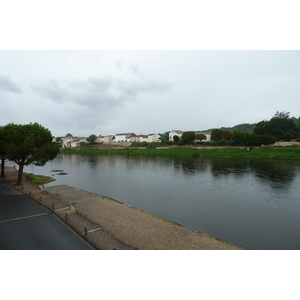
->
3;167;243;250
61;145;300;160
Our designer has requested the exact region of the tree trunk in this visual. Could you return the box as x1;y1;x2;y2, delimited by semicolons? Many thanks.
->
16;163;24;186
0;156;5;178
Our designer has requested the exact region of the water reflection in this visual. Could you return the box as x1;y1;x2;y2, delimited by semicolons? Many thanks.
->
249;160;297;190
21;154;300;249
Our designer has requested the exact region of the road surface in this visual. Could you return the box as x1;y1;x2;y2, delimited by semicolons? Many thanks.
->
0;181;93;250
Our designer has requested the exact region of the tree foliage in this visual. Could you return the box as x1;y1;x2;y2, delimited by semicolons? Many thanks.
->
211;129;223;141
195;133;207;141
87;134;97;144
173;135;180;142
159;132;170;142
3;123;60;185
181;131;196;143
220;130;232;141
253;111;298;141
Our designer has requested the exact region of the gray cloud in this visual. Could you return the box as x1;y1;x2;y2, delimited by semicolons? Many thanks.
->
31;80;68;101
115;59;123;70
118;80;172;97
31;76;172;111
128;63;142;76
0;75;22;93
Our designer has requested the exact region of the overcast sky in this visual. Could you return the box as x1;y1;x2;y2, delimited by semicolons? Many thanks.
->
1;50;299;137
1;1;300;138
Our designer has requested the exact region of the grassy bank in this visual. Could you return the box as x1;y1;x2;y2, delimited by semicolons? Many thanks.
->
23;173;53;184
60;146;300;160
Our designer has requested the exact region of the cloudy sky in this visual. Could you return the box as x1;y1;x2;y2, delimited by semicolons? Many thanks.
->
1;1;299;138
1;50;299;137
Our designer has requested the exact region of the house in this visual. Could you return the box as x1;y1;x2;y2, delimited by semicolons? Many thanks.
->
79;137;87;144
147;133;161;143
96;136;106;143
104;135;114;143
169;130;184;141
61;135;74;148
114;133;132;142
139;135;148;142
68;140;81;148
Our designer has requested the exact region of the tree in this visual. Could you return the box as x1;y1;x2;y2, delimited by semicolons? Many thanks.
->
264;114;297;140
253;121;268;135
181;131;196;143
173;135;180;142
230;130;252;146
195;133;207;141
5;123;60;186
210;129;223;142
159;132;170;143
253;112;299;141
0;126;9;178
87;134;98;144
220;130;232;141
274;111;290;119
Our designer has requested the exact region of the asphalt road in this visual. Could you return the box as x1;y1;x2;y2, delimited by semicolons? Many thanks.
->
0;181;93;250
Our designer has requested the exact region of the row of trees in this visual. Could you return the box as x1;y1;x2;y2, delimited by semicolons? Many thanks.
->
162;111;300;147
0;123;60;185
210;111;300;146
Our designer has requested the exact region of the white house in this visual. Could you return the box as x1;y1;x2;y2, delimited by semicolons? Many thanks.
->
96;136;105;143
61;135;74;148
114;133;132;142
169;130;184;141
148;133;161;143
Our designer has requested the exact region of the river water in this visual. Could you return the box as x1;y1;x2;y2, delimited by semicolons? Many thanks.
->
20;153;300;250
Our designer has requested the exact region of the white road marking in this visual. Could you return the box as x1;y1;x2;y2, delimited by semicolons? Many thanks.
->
0;213;48;224
55;207;70;212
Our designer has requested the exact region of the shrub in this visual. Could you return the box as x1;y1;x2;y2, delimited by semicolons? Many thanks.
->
146;143;157;149
192;152;200;158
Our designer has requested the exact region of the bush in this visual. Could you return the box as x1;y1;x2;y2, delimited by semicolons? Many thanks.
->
192;151;200;158
131;142;148;147
146;143;157;149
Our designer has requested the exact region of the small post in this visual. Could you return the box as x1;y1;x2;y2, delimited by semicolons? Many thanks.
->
39;196;42;201
65;213;68;220
83;227;88;235
52;203;55;210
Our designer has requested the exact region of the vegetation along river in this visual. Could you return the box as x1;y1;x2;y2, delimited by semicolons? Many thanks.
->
21;153;300;250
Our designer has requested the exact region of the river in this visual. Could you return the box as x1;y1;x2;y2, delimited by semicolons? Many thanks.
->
19;153;300;250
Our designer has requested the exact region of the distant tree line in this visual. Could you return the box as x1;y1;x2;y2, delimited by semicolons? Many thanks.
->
210;111;300;146
0;123;60;185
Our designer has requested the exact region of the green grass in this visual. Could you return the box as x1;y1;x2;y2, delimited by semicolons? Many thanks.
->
60;146;300;160
23;173;52;184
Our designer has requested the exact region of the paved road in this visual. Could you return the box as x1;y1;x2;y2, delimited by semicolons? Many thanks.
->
0;181;93;250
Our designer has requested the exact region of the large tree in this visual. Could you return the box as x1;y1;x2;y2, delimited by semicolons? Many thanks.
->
181;131;196;143
5;123;60;185
87;134;97;144
210;129;223;142
253;111;299;141
195;133;207;141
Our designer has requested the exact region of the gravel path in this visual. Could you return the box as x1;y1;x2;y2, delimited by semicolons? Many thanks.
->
3;167;243;250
